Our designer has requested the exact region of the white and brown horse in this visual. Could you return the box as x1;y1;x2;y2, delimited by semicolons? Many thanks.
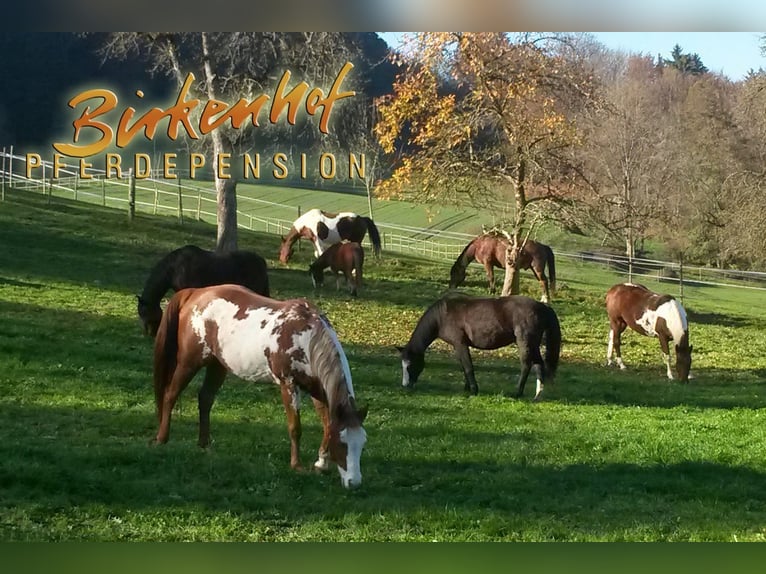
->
449;234;556;302
279;208;381;264
152;283;368;488
605;283;692;382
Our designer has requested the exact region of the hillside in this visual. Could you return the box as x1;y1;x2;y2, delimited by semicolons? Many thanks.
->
1;188;765;541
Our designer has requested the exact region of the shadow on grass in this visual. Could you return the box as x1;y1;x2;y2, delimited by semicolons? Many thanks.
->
2;400;766;540
686;309;755;329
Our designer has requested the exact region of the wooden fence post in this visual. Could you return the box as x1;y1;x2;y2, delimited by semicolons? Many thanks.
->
1;146;6;201
153;177;159;215
196;191;202;220
101;177;106;206
297;205;302;251
128;168;136;222
8;145;14;191
678;255;685;305
74;173;79;201
177;176;184;224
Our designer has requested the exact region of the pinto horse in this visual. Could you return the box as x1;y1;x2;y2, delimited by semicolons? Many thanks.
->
605;283;692;382
279;208;381;264
397;293;561;399
152;283;368;488
309;242;365;297
137;244;270;337
449;234;556;302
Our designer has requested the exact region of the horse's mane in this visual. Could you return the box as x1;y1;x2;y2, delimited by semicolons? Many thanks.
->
407;297;446;353
308;316;355;417
141;245;203;304
451;237;479;275
282;226;301;248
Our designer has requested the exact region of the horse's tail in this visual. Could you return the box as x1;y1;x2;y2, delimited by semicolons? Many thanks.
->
542;304;561;380
361;217;382;257
153;290;185;421
449;239;476;289
544;244;556;293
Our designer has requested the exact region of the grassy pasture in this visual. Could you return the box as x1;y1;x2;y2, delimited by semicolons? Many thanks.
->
1;188;766;541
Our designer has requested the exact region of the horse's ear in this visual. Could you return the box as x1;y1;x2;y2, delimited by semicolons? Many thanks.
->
357;403;369;423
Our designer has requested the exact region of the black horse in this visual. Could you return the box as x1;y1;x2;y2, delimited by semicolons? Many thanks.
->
397;294;561;399
136;244;270;336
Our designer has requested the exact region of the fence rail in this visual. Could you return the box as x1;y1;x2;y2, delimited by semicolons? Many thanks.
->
2;148;765;293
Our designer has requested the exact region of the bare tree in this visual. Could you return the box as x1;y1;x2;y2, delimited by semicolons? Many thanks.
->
101;32;362;252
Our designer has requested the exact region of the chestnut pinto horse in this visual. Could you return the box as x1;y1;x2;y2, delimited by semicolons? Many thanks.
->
152;283;368;489
605;283;692;382
279;208;381;264
449;234;556;302
309;242;365;296
137;245;270;337
397;293;561;400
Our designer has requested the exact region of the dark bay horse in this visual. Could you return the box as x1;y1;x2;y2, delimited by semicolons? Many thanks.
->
449;234;556;302
137;244;270;337
152;283;368;488
279;208;381;264
397;293;561;399
605;283;692;382
309;242;365;297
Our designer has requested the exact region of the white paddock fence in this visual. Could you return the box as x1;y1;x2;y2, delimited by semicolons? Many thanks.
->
2;148;766;293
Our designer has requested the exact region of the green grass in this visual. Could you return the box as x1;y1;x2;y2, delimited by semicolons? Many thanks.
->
1;188;766;541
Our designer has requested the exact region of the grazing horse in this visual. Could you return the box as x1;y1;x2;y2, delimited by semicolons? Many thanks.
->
396;293;561;399
279;208;381;264
605;283;692;382
309;242;365;297
449;234;556;302
136;244;270;337
152;283;368;489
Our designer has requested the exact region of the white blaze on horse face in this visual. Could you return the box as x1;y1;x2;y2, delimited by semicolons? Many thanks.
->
191;299;280;382
401;359;411;387
338;427;366;488
656;300;688;344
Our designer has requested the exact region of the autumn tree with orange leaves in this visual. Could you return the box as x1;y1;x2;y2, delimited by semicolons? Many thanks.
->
376;33;600;295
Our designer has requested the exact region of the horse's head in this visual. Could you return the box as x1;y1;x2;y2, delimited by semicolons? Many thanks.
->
136;295;163;337
675;342;693;382
448;262;466;289
327;401;368;489
396;345;425;389
278;236;294;264
308;261;324;288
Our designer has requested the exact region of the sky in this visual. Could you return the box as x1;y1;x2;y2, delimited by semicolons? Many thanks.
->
379;32;766;82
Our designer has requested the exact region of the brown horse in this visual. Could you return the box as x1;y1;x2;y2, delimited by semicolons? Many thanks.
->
605;283;692;382
449;234;556;302
309;242;365;297
152;283;368;488
397;293;561;399
279;208;381;264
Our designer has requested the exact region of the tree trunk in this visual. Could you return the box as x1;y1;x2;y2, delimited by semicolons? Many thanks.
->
501;150;526;296
202;32;238;253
